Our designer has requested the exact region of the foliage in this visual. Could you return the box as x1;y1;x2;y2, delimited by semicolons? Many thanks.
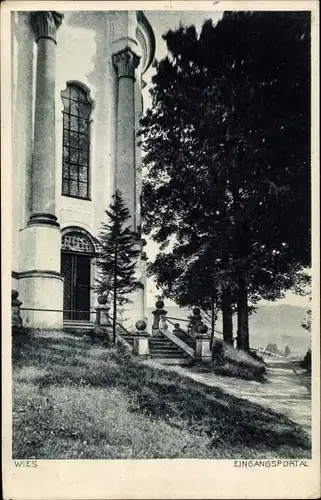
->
95;190;140;340
301;309;311;331
266;343;283;356
284;345;291;357
140;12;311;349
211;339;266;380
300;348;311;371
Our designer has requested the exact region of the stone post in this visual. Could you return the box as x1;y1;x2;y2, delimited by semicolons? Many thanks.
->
95;295;112;327
133;320;150;357
152;299;167;336
18;12;64;329
195;323;211;362
189;308;203;335
12;290;23;328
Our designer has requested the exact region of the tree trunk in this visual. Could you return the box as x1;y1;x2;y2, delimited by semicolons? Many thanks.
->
237;278;249;350
210;296;216;349
222;287;233;345
112;241;118;343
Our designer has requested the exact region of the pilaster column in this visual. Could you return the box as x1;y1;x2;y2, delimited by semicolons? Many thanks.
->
113;47;140;230
29;11;63;226
17;12;64;330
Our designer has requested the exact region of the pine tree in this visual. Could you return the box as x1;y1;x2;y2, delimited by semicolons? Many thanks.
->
95;190;140;341
140;12;310;351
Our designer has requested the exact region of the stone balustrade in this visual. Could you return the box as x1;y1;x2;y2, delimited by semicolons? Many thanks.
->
152;299;212;363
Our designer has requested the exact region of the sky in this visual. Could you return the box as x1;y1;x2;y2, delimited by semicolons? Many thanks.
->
140;11;311;309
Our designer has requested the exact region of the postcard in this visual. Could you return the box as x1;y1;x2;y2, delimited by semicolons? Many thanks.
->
1;0;320;498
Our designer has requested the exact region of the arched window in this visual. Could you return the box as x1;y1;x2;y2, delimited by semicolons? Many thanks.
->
61;82;93;199
61;231;94;254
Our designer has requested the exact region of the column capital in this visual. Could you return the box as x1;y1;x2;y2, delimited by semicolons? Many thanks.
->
30;11;63;43
113;47;140;80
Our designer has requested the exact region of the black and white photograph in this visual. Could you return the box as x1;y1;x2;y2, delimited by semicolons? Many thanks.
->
2;1;320;498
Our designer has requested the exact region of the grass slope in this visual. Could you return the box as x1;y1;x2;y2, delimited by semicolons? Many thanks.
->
12;329;311;459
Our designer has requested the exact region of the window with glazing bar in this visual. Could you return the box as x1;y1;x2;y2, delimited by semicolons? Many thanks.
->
61;83;92;199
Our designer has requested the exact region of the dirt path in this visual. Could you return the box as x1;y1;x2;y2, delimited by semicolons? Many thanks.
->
155;358;311;437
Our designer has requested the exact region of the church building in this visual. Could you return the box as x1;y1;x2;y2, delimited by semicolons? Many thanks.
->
11;10;155;329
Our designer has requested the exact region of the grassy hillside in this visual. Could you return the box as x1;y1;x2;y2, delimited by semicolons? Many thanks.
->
12;329;310;459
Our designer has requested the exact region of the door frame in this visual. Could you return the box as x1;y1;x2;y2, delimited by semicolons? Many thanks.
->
60;227;96;322
61;251;93;321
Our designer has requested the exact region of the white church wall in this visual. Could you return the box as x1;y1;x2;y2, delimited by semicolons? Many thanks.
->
56;12;99;238
11;10;154;327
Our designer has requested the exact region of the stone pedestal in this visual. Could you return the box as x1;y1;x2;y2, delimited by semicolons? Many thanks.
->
195;323;211;362
132;320;150;357
152;299;167;336
195;336;211;362
189;308;203;335
19;272;64;329
95;304;112;327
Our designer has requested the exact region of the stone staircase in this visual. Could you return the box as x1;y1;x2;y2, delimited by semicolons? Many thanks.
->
63;321;193;366
63;320;95;335
118;328;193;366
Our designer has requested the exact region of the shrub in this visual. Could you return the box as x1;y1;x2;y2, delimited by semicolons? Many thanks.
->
300;349;311;371
212;339;224;362
211;339;266;380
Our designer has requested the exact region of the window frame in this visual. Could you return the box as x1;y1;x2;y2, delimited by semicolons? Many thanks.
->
61;81;94;201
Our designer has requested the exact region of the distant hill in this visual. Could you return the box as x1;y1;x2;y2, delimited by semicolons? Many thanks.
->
147;304;311;355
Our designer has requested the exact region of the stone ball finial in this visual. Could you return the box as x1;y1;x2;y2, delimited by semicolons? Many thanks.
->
97;295;108;305
12;290;19;300
198;323;208;334
155;299;164;310
136;319;147;331
193;307;201;316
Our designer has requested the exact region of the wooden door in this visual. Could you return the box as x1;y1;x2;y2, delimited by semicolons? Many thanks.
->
61;252;91;321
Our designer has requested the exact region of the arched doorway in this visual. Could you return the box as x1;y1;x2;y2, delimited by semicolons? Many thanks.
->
61;229;95;321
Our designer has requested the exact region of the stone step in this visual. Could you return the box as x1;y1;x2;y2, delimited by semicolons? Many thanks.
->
151;351;189;358
64;321;94;329
150;346;182;352
151;357;193;366
149;341;181;348
149;339;176;343
117;331;192;362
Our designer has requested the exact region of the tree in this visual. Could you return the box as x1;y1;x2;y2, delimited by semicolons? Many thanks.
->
284;346;291;357
95;190;140;341
266;343;279;355
301;309;311;332
140;12;310;350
